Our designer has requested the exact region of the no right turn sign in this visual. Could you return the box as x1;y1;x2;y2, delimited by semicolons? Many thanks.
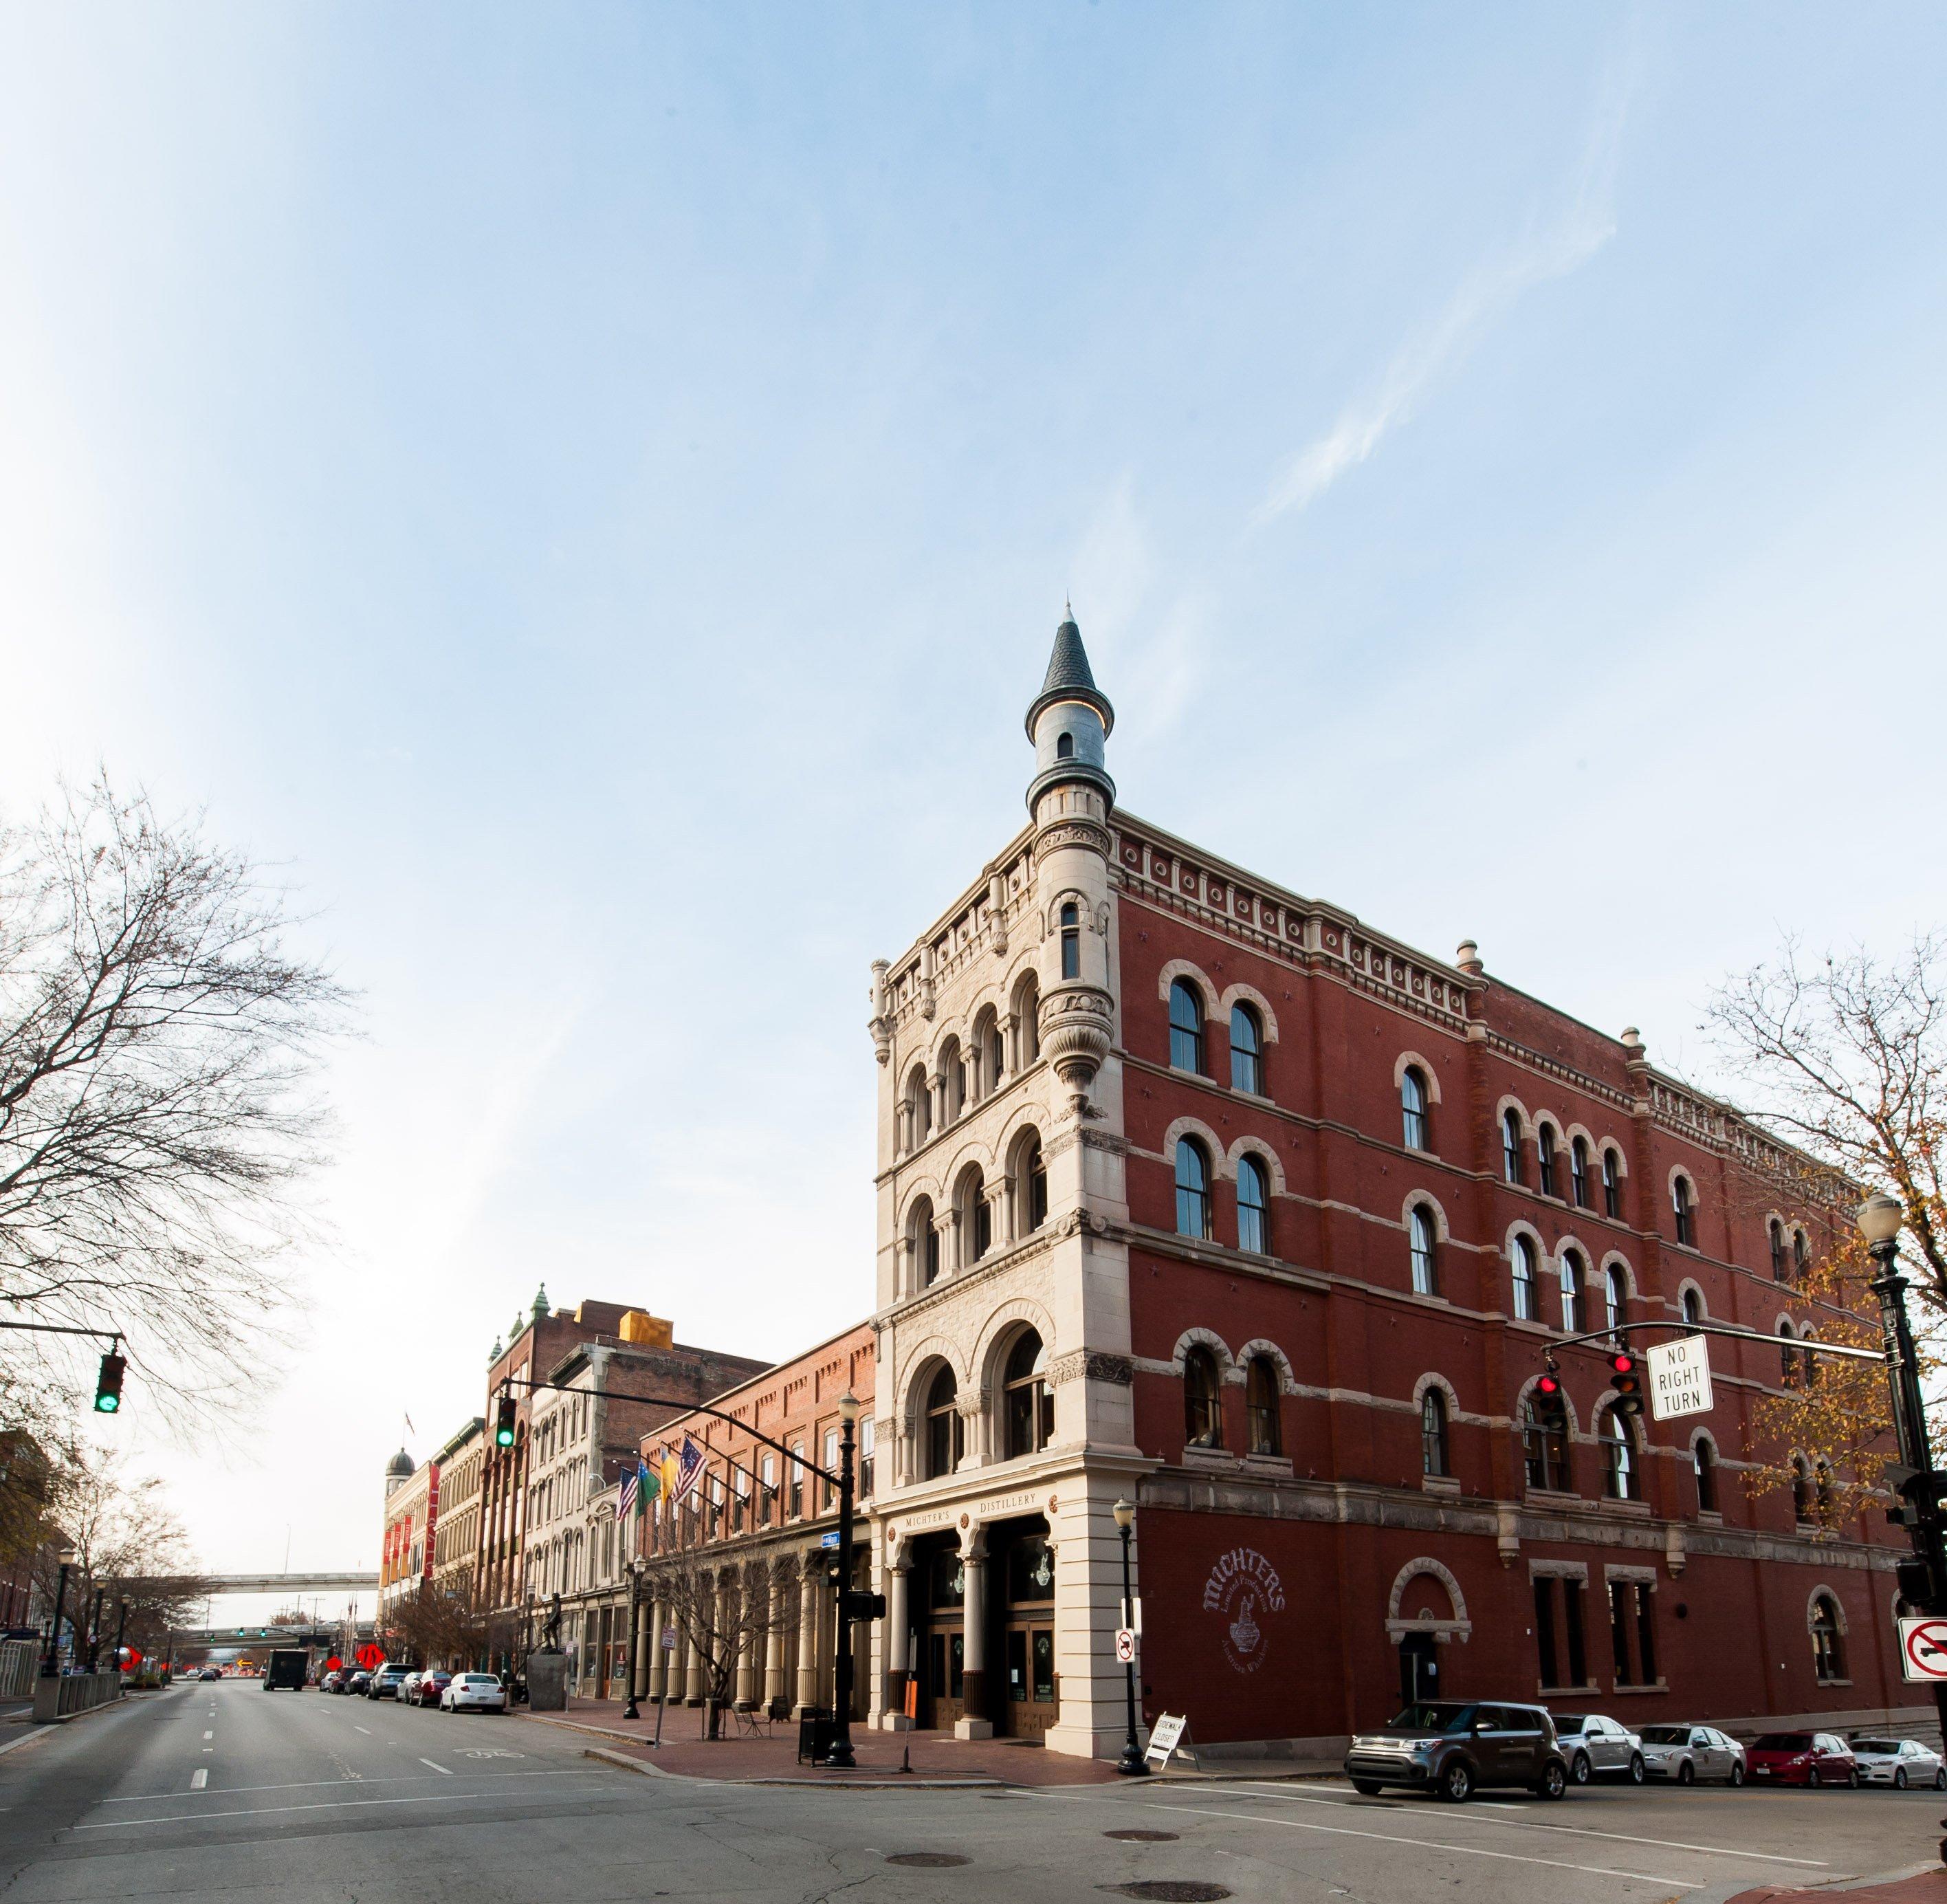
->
1900;1617;1947;1682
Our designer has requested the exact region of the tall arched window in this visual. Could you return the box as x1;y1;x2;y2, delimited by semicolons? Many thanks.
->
1003;1330;1055;1459
1401;1068;1429;1150
1570;1136;1590;1208
1693;1437;1718;1513
1779;1322;1800;1389
1236;1154;1270;1255
1503;1110;1525;1185
1794;1229;1811;1279
1672;1174;1696;1247
1810;1595;1846;1682
924;1366;963;1480
1814;1459;1834;1521
958;1170;991;1265
1175;1138;1212;1240
1230;1003;1264;1095
1770;1219;1788;1281
1603;1410;1640;1500
1512;1234;1540;1322
1604;1265;1626;1340
1059;902;1080;981
905;1064;932;1149
939;1037;965;1124
1169;980;1205;1075
1015;972;1041;1067
1421;1388;1450;1478
1024;1135;1048;1232
1409;1205;1438;1296
1791;1455;1812;1522
1183;1346;1224;1449
1602;1147;1622;1219
1681;1287;1704;1331
1523;1394;1570;1491
1245;1355;1282;1456
1559;1249;1584;1333
908;1197;940;1289
1537;1124;1559;1199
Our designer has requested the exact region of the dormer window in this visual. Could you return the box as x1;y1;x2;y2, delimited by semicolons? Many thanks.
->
1056;732;1074;759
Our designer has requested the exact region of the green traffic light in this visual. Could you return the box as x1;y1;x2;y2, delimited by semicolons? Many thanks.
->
94;1393;119;1413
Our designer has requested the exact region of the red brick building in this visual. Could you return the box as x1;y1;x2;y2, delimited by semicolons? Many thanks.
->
865;611;1911;1760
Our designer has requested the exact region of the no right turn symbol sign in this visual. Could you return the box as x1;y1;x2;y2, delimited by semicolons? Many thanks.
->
1899;1617;1947;1682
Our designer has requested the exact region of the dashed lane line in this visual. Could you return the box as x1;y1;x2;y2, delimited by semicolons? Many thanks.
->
201;1732;212;1741
189;1772;206;1791
353;1726;371;1735
419;1759;451;1777
103;1770;588;1804
73;1783;615;1831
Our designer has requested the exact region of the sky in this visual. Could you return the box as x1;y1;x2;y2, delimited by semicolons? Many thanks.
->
3;2;1945;1576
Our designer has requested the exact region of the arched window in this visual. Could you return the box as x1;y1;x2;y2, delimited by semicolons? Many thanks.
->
1015;972;1041;1068
1559;1249;1584;1333
1183;1346;1224;1449
1604;1265;1626;1340
969;1005;1000;1102
1055;731;1074;760
1794;1229;1811;1279
908;1196;940;1289
1245;1355;1282;1456
1779;1322;1800;1389
1802;1331;1820;1387
924;1366;963;1480
1003;1330;1055;1460
1814;1459;1834;1521
1230;1004;1264;1095
1059;902;1080;981
1236;1154;1270;1255
1401;1068;1429;1150
1601;1147;1622;1219
939;1036;964;1124
1603;1410;1640;1500
1682;1287;1704;1331
1791;1454;1812;1522
1570;1136;1590;1208
1023;1135;1048;1232
1512;1234;1540;1322
1523;1395;1570;1491
958;1170;991;1265
1175;1138;1212;1240
1421;1388;1450;1478
1503;1110;1525;1185
905;1064;932;1149
1409;1205;1438;1296
1537;1124;1559;1199
1693;1437;1718;1513
1672;1174;1695;1247
1169;980;1205;1074
1810;1595;1846;1682
1770;1219;1788;1282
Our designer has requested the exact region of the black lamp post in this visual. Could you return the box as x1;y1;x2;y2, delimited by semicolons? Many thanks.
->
1112;1500;1147;1776
624;1558;644;1721
85;1587;105;1672
41;1543;74;1678
1857;1192;1947;1744
825;1391;861;1770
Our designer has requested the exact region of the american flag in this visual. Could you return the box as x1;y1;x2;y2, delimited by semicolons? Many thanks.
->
618;1464;639;1518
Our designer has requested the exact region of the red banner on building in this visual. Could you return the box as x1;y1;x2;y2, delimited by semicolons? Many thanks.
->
422;1462;441;1582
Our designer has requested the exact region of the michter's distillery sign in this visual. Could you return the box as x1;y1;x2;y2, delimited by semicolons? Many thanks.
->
1202;1546;1286;1675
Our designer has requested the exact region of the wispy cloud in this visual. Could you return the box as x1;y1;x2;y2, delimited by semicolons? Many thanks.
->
1251;46;1638;528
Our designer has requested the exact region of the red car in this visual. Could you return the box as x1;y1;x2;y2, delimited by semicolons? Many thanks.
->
1746;1731;1858;1788
414;1672;453;1708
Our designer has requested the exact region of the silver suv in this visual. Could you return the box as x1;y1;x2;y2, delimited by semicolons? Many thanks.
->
1345;1701;1570;1803
366;1663;412;1700
1550;1711;1644;1785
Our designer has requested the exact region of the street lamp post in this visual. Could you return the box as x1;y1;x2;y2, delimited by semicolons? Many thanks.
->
1112;1500;1147;1776
825;1391;861;1771
85;1587;105;1672
624;1558;645;1722
41;1543;75;1678
1856;1192;1947;1742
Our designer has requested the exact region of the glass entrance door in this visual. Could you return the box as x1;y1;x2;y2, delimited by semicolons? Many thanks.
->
998;1529;1056;1741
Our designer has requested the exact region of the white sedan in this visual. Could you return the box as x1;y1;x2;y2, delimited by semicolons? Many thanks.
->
441;1673;507;1714
1849;1736;1946;1789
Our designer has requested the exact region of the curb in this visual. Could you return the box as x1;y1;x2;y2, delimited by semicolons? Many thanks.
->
580;1747;1002;1792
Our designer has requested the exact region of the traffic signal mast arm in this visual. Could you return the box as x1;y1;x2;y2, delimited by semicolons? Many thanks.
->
1540;1317;1884;1364
494;1374;844;1486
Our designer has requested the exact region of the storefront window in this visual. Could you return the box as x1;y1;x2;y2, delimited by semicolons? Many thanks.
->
1006;1536;1054;1605
931;1551;965;1608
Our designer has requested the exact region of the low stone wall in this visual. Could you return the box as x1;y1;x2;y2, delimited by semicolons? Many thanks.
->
32;1672;123;1724
0;1641;38;1702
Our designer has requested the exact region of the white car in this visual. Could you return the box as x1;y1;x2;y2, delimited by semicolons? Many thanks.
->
441;1673;507;1714
1849;1736;1947;1790
1638;1724;1746;1786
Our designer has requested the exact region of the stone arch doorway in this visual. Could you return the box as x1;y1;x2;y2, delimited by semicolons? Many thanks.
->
1398;1630;1440;1705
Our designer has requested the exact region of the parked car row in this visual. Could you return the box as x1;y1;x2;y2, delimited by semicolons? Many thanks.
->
1344;1703;1947;1803
316;1664;507;1714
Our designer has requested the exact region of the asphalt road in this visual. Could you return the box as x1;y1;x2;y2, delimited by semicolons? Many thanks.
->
2;1681;1944;1904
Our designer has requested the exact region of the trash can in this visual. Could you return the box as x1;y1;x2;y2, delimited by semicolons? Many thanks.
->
797;1706;835;1764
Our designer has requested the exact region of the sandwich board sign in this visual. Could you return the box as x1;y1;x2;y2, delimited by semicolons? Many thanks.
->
1646;1336;1713;1421
1143;1712;1200;1770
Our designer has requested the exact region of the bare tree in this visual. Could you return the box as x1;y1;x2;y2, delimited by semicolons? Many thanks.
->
0;775;351;1422
652;1553;793;1738
1706;932;1947;1307
385;1579;492;1672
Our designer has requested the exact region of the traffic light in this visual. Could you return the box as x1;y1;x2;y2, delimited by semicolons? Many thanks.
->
494;1394;516;1447
94;1351;125;1414
1884;1466;1947;1529
1610;1352;1642;1416
841;1589;888;1622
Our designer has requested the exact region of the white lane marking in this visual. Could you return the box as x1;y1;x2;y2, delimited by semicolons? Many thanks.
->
419;1758;451;1777
104;1770;590;1804
1233;1785;1834;1869
74;1784;611;1830
189;1772;207;1791
1117;1799;1702;1890
201;1731;213;1741
353;1725;371;1735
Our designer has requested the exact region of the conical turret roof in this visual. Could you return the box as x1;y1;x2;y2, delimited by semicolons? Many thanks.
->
1025;606;1114;738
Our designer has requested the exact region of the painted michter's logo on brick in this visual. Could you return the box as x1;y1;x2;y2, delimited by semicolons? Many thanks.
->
1202;1547;1287;1675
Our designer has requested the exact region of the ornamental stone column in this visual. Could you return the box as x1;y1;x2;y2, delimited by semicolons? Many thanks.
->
795;1561;822;1716
884;1553;913;1731
956;1532;993;1740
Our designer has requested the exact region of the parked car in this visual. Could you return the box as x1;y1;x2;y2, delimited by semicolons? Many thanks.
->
440;1672;508;1714
414;1671;452;1708
1747;1732;1858;1787
1345;1701;1569;1802
1848;1737;1947;1790
198;1667;221;1682
368;1663;412;1700
1638;1725;1746;1786
345;1671;371;1696
1549;1712;1645;1785
399;1671;424;1704
320;1670;346;1694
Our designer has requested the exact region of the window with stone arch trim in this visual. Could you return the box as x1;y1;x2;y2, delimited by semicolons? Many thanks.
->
901;1060;932;1153
899;1344;966;1482
1669;1166;1698;1247
1497;1097;1532;1185
973;1294;1062;1458
1516;1371;1577;1493
1600;1142;1626;1219
1394;1051;1442;1154
1677;1278;1707;1331
1790;1451;1812;1522
1005;1123;1048;1238
1404;1192;1449;1298
1009;966;1042;1072
936;1033;966;1126
949;1157;994;1269
1218;983;1278;1097
1507;1223;1546;1323
1240;1342;1287;1457
903;1192;940;1292
1690;1428;1721;1513
1412;1372;1461;1480
1158;961;1216;1077
1600;1254;1634;1339
1807;1588;1848;1683
1565;1125;1595;1209
1227;1139;1283;1256
1172;1326;1235;1449
969;1001;1004;1102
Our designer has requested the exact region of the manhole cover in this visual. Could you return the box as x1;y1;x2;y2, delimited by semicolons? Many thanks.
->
886;1854;971;1868
1104;1830;1180;1842
1101;1887;1231;1903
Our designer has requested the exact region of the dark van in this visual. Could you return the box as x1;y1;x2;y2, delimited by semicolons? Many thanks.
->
264;1649;309;1691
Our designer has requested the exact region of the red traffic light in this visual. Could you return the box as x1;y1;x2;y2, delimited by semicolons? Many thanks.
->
1537;1373;1561;1396
1610;1352;1636;1375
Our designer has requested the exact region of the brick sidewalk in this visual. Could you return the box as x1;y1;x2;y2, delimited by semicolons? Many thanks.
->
1729;1866;1947;1904
516;1698;1122;1786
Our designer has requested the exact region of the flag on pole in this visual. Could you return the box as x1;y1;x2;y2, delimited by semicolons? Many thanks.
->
674;1436;704;1502
635;1458;657;1516
618;1463;639;1518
